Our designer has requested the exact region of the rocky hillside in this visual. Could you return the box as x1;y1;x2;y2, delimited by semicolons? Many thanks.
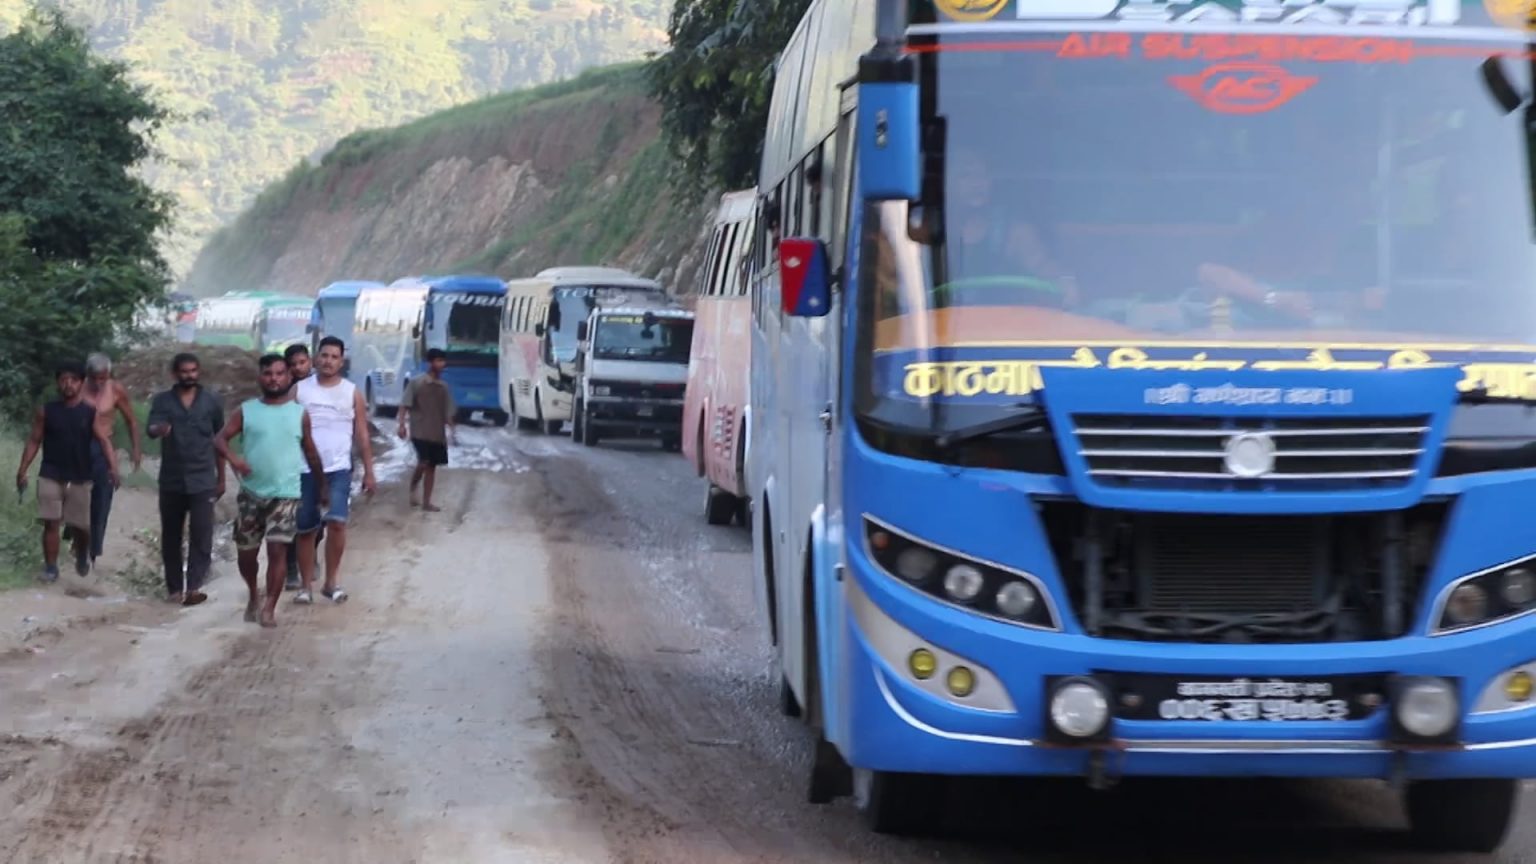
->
0;0;671;276
187;63;720;298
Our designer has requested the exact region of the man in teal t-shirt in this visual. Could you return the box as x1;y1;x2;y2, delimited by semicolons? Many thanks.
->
214;354;327;629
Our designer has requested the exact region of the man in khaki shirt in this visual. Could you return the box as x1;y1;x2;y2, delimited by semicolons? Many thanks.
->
397;348;456;512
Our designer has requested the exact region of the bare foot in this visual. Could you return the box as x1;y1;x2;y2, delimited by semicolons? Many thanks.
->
260;610;277;628
423;504;442;512
244;603;259;623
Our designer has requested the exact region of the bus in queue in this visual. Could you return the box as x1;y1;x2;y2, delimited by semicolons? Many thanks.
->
682;189;757;527
309;280;385;384
257;294;316;354
499;267;665;434
354;275;506;423
748;0;1536;850
192;292;267;349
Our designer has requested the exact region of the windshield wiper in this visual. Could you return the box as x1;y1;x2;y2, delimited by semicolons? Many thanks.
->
933;402;1049;449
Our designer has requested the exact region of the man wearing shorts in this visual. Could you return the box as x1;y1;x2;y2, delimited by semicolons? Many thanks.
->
15;362;120;582
398;348;456;512
293;336;377;605
214;354;326;628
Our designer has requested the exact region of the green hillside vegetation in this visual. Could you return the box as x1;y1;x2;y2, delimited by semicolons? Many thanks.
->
0;0;671;280
187;62;705;294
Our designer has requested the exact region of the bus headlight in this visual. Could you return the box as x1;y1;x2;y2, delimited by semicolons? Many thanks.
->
1046;677;1112;743
863;516;1059;631
1433;558;1536;634
1388;676;1460;743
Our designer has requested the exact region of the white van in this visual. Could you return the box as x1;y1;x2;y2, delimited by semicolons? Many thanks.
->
570;306;696;449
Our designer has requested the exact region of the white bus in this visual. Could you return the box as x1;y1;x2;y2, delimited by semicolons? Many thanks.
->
352;279;429;416
498;266;666;433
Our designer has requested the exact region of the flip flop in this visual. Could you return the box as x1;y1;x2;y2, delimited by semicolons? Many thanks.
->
182;591;208;607
322;587;349;604
293;590;313;605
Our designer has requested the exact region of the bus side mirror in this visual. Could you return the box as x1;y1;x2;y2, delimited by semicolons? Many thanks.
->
780;238;832;318
576;321;588;342
857;54;919;202
534;323;546;338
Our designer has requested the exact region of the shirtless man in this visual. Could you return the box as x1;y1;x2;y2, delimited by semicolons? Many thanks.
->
83;353;143;565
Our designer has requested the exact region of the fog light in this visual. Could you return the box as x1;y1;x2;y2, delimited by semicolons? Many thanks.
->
1391;677;1459;741
1507;671;1534;703
944;565;985;603
908;649;937;680
1503;568;1536;606
946;666;976;698
1446;583;1489;625
1047;677;1112;742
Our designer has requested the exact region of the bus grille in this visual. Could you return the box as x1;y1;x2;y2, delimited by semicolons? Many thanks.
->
1140;517;1316;614
1071;414;1430;490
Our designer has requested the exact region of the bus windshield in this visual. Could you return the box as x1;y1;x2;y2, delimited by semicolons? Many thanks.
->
593;316;693;363
429;294;502;365
550;284;664;362
318;298;356;338
858;34;1536;433
263;314;309;343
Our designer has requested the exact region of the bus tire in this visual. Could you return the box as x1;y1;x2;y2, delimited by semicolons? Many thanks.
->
705;484;736;526
853;769;940;835
488;411;509;428
580;411;600;448
1405;779;1518;852
778;673;801;718
535;394;560;435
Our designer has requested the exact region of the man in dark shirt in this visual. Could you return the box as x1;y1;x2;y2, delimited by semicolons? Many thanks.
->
146;353;227;606
15;362;120;582
398;348;456;512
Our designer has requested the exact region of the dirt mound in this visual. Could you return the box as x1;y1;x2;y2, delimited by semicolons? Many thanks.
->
115;344;263;406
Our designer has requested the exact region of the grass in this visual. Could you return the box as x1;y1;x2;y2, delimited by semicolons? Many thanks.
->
0;426;36;589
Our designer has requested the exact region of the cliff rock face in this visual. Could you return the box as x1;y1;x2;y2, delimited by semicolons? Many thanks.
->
188;65;718;299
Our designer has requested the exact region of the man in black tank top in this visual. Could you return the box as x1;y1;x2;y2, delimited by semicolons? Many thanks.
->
15;362;120;582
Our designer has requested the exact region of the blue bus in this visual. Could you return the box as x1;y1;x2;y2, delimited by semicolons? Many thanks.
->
750;0;1536;851
353;275;507;424
309;280;384;384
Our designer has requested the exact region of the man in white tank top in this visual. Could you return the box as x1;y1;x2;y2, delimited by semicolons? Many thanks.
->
293;336;378;604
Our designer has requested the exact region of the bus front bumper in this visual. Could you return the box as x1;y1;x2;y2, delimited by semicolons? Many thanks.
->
841;570;1536;781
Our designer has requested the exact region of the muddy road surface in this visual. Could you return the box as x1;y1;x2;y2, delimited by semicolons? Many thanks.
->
3;425;1534;863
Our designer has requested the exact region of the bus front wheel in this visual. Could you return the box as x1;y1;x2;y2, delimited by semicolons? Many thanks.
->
853;769;942;836
1405;779;1518;852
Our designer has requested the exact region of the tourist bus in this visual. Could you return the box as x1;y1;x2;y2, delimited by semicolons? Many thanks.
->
748;0;1536;850
257;295;316;355
683;189;757;526
354;275;506;422
499;267;666;433
192;292;266;349
309;280;385;385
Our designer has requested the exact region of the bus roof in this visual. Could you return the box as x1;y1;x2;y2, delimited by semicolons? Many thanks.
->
531;266;660;287
317;281;385;300
718;189;756;223
422;274;506;294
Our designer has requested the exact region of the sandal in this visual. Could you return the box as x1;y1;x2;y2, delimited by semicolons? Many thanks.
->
294;590;313;605
182;591;207;607
322;587;349;604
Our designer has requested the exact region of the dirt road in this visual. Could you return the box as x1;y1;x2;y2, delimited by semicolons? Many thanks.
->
3;426;1536;863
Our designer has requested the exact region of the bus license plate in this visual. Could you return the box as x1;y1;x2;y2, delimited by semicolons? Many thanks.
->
637;406;654;417
1109;674;1381;722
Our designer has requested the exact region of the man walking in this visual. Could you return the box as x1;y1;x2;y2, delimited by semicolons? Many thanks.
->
15;362;120;582
293;336;377;605
214;354;327;628
282;343;313;589
83;353;143;566
398;348;456;512
146;353;226;606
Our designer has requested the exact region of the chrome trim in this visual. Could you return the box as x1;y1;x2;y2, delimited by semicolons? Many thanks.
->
1428;551;1536;637
852;580;1016;714
861;513;1063;632
876;671;1536;755
1075;426;1429;438
1078;448;1424;459
1089;469;1416;481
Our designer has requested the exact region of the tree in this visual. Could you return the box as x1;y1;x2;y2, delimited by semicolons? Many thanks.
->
0;6;175;419
647;0;812;198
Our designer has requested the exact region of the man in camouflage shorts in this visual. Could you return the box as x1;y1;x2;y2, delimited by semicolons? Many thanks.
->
214;354;327;628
